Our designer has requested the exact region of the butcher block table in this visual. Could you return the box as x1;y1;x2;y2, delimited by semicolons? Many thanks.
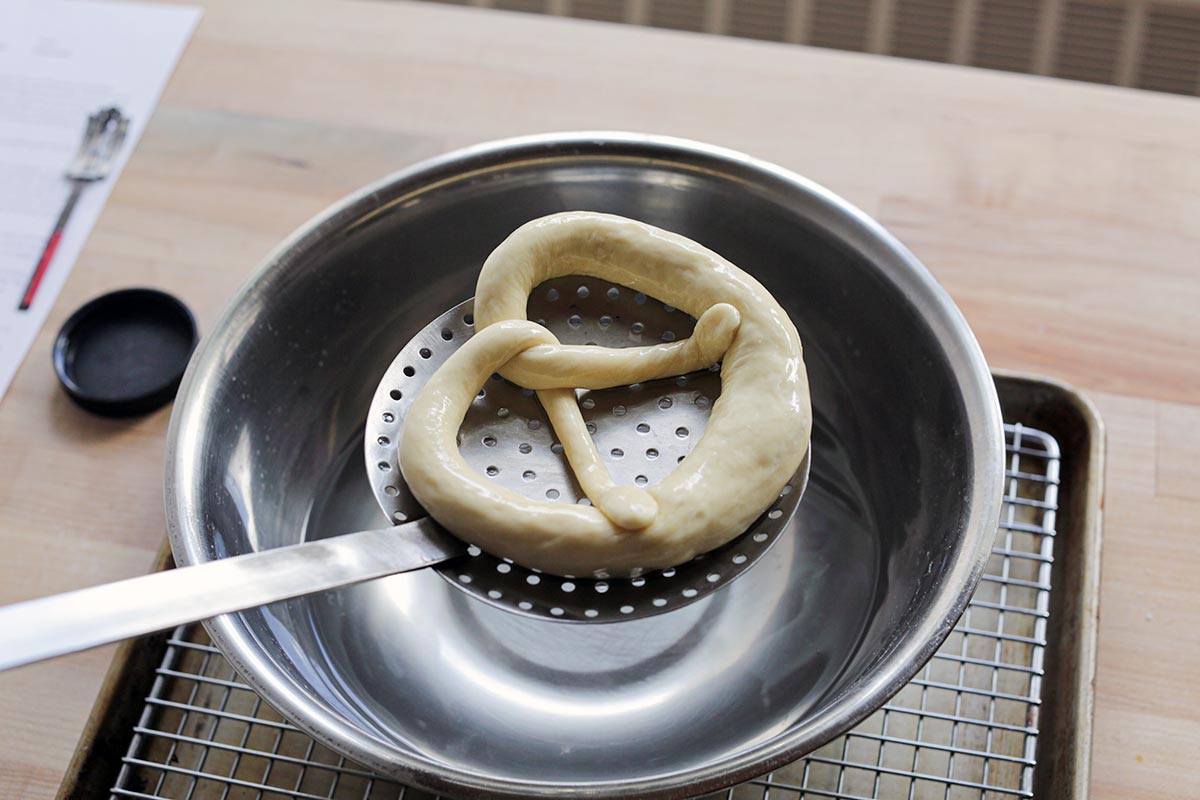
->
1;0;1197;797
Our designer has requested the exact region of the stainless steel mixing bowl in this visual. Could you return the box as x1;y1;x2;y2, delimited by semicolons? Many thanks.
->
166;133;1004;798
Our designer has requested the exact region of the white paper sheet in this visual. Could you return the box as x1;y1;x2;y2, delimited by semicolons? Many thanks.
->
0;0;200;401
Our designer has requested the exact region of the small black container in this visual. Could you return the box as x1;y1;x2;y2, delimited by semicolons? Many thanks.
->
53;288;199;417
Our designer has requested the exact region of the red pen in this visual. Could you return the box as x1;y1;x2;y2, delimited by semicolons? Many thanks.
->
18;107;128;311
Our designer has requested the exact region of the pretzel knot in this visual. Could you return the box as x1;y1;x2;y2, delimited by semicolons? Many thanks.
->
399;212;811;577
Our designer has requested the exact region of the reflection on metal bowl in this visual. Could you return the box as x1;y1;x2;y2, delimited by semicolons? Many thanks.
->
166;133;1004;799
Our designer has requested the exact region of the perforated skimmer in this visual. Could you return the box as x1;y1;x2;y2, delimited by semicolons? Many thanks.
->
0;277;808;669
366;275;810;622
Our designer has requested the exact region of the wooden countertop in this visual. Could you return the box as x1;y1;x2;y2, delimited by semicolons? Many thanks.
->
1;1;1197;797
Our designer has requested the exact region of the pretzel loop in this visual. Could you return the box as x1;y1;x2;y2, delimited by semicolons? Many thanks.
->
399;212;812;577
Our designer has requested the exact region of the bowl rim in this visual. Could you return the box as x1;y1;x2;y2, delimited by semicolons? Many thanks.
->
166;131;1005;799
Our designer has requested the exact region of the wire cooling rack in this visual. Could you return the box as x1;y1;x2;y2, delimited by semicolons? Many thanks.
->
108;422;1058;800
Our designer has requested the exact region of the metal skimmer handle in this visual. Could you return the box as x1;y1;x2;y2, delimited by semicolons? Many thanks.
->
0;518;461;671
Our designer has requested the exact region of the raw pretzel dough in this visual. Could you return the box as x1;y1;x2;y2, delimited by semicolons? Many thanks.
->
399;212;811;577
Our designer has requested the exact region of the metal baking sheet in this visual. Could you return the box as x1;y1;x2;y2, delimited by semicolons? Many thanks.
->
55;373;1103;800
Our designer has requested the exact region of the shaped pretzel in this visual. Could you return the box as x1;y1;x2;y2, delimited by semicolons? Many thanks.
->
399;212;811;577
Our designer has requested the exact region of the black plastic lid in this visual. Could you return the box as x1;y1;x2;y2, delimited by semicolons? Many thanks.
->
53;288;199;417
